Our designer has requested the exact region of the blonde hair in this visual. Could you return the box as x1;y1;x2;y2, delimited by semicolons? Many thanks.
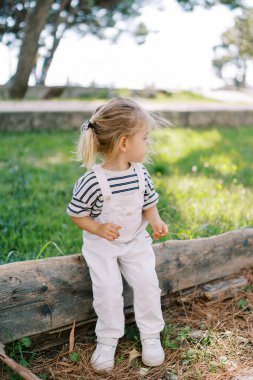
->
76;97;161;169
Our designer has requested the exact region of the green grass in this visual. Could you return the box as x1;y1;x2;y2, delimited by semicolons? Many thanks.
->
115;90;217;103
145;90;218;103
23;90;217;103
0;126;253;263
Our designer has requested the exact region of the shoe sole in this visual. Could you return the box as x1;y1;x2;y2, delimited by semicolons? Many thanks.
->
91;359;114;372
91;363;114;372
142;356;165;367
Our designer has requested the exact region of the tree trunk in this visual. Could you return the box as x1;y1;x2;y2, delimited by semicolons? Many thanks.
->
241;59;247;88
8;0;54;99
37;34;62;85
37;0;70;85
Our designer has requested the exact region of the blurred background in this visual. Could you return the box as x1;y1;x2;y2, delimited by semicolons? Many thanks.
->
1;0;253;101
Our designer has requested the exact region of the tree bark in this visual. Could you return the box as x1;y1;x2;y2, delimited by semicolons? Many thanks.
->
241;59;247;88
9;0;54;99
37;33;63;85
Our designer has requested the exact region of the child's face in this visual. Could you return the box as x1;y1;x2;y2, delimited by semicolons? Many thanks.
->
126;125;150;163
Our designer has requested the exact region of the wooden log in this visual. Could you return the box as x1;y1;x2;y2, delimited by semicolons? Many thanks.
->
0;228;253;345
201;276;248;304
15;271;250;352
176;276;248;305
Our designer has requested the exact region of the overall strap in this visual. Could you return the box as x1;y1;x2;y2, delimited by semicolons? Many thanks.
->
132;163;146;193
92;164;112;201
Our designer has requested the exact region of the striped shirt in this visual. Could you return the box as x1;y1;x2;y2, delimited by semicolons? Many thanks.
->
67;164;159;218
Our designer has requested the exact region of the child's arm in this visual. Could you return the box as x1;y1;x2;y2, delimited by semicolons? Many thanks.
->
143;205;168;240
70;216;122;241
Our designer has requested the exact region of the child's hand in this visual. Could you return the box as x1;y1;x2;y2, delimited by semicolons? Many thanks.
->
152;220;168;240
97;223;122;241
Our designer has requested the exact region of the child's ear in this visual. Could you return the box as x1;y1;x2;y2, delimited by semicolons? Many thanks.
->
119;136;127;152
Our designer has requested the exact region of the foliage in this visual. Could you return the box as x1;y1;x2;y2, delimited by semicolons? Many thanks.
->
213;8;253;88
69;352;81;362
162;322;191;350
238;298;250;311
4;337;38;380
176;0;246;11
0;127;253;263
0;0;146;44
0;0;149;87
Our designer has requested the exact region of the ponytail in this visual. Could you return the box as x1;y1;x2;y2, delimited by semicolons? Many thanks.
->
77;128;98;169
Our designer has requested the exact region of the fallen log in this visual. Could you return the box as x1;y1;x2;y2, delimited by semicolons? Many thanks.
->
176;275;248;305
0;228;253;346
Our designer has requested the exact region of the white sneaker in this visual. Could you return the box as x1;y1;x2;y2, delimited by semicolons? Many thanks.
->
141;333;165;367
91;337;118;371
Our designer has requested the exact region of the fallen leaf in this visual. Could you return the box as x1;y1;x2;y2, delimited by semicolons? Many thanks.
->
128;348;141;362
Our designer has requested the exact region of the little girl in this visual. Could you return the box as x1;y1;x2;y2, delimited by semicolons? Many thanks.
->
67;98;168;371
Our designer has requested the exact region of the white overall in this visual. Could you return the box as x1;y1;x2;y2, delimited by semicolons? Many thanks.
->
82;163;165;338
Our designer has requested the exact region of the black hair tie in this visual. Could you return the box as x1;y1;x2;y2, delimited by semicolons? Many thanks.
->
88;121;94;129
80;120;94;132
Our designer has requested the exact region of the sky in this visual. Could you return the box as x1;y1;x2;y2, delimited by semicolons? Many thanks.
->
1;0;252;91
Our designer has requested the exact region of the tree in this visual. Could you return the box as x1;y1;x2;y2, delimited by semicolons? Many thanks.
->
212;8;253;88
7;0;54;98
1;0;149;98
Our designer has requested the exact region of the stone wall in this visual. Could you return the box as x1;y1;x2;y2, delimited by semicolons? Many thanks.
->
0;109;253;131
0;111;90;131
162;110;253;128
